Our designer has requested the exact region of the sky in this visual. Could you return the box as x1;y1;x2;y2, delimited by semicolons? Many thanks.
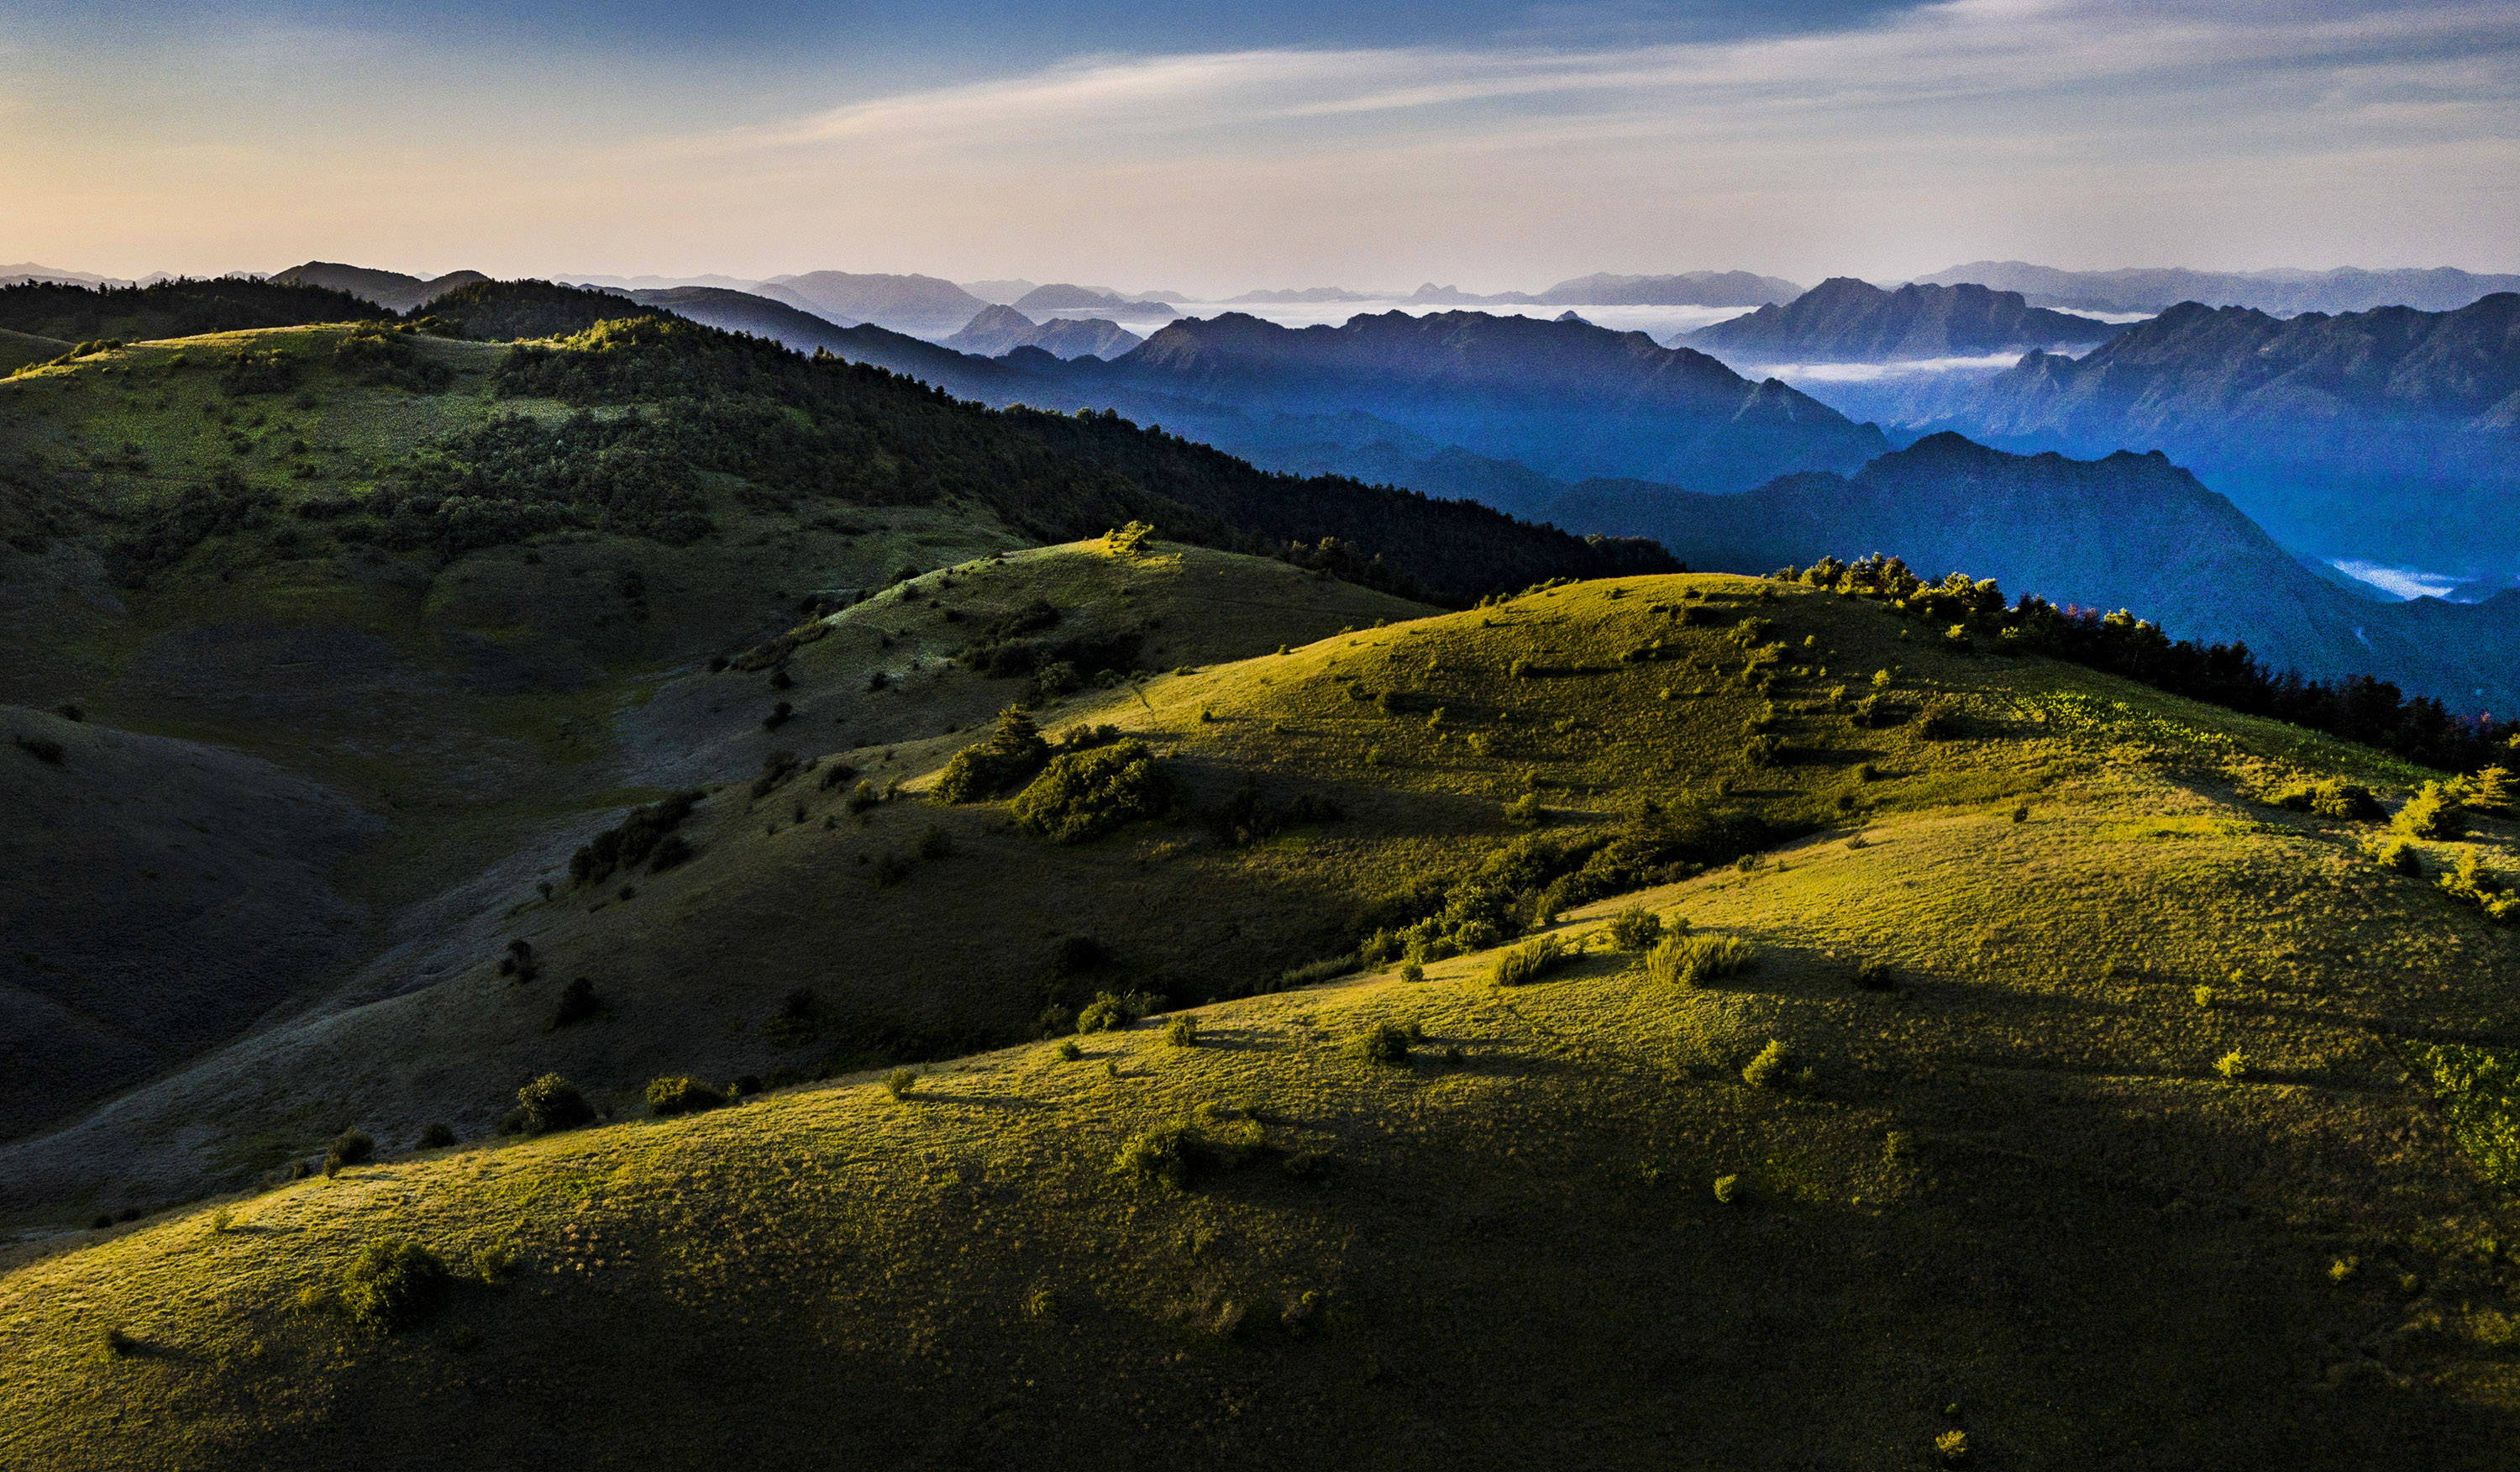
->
3;0;2517;294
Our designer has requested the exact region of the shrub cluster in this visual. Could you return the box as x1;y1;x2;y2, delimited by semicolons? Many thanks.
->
1009;739;1172;842
933;706;1051;802
502;1073;596;1135
322;1128;375;1178
1215;780;1341;845
2395;781;2470;841
1645;933;1756;989
1791;554;2513;774
2271;776;2385;821
645;1075;726;1117
1106;1102;1264;1191
571;791;702;884
1344;1020;1419;1066
1489;933;1571;987
1605;906;1664;951
339;1238;448;1333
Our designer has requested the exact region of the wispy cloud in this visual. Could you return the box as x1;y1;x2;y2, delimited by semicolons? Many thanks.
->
7;0;2516;286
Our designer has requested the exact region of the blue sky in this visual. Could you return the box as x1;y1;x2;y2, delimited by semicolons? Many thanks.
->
5;0;2516;290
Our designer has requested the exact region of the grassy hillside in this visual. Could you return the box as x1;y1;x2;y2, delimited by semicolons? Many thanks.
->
0;328;67;375
3;574;2517;1467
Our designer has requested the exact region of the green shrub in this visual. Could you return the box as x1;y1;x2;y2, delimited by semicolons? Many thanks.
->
644;1075;725;1117
1054;1038;1083;1061
2467;765;2515;817
545;976;601;1031
2365;834;2423;873
507;1073;595;1135
1106;1102;1263;1191
417;1122;456;1149
2192;985;2217;1009
1606;906;1663;951
1645;933;1756;989
1163;1013;1199;1048
339;1238;447;1333
2439;849;2520;923
1398;960;1425;985
1076;991;1158;1033
932;705;1050;802
1281;954;1358;986
1489;933;1570;986
2272;776;2385;821
1712;1174;1740;1204
471;1244;517;1283
1934;1428;1971;1468
1741;1039;1793;1088
881;1067;919;1101
102;1326;139;1357
1345;1021;1414;1066
2214;1049;2251;1080
2396;781;2469;841
1502;791;1544;826
1852;958;1895;991
323;1128;375;1178
1915;702;1963;739
1009;740;1171;843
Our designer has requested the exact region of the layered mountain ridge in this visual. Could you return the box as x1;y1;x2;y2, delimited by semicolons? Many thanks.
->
1686;277;2125;362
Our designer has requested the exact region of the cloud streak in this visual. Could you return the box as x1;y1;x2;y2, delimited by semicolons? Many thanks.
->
5;0;2516;287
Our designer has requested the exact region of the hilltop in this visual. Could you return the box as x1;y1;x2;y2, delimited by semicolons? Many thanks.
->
4;570;2517;1469
1685;277;2124;363
270;263;490;314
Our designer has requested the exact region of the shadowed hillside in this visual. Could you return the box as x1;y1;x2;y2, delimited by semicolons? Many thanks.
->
4;571;2517;1470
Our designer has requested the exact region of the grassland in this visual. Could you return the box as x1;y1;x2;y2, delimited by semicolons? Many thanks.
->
3;567;2516;1469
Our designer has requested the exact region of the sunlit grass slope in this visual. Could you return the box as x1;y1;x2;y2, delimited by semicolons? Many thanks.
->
5;574;2517;1469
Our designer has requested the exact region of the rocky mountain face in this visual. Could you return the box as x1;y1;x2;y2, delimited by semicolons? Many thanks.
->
1562;432;2520;712
1918;260;2520;315
1685;277;2125;362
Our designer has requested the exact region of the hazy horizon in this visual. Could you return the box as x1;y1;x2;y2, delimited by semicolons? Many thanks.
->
8;0;2517;291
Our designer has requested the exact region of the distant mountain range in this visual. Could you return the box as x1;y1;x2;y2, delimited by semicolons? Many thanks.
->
1685;277;2126;363
1551;433;2520;713
270;261;489;313
1895;293;2520;576
1;263;134;289
941;304;1143;359
958;279;1040;304
750;271;991;339
1047;309;1887;491
1226;287;1378;304
1404;270;1802;308
1918;261;2520;316
1011;284;1179;321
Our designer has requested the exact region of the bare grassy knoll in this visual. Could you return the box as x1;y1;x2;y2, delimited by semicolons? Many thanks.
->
4;574;2517;1469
